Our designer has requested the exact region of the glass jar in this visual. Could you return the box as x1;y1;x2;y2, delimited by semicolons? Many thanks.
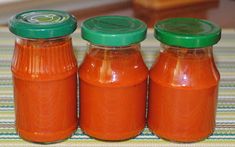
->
9;10;78;143
148;18;221;142
79;16;148;141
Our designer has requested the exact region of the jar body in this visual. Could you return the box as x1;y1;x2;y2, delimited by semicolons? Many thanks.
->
148;43;220;142
12;36;78;143
79;43;148;141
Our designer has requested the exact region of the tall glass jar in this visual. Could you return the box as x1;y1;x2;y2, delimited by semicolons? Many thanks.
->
8;10;78;143
148;18;221;142
79;16;148;141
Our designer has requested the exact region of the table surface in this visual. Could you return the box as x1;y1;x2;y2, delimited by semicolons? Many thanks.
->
0;27;235;147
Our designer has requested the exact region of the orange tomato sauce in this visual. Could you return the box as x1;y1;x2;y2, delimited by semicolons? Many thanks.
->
79;46;148;140
12;38;78;143
148;48;220;142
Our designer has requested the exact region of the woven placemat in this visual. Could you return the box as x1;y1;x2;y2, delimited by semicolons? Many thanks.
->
0;28;235;147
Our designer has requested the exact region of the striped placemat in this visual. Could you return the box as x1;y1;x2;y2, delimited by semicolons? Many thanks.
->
0;27;235;147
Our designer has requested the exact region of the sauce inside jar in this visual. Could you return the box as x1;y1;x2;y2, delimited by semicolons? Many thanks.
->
79;45;148;140
149;46;219;142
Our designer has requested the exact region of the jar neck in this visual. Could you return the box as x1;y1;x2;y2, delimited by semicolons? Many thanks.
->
88;43;140;51
86;43;141;60
161;43;213;58
16;35;71;47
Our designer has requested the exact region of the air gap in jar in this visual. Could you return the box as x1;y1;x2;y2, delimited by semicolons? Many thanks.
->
148;18;221;143
9;10;78;143
79;16;148;141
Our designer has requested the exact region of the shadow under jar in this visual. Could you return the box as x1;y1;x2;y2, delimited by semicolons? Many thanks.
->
79;16;148;141
9;10;78;144
148;18;221;143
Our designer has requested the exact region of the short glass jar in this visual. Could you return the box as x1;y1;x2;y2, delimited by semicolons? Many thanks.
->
148;18;221;143
9;10;78;143
79;16;148;141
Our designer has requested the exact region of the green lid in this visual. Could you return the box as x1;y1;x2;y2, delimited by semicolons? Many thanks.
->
9;10;77;39
154;18;221;48
81;16;147;46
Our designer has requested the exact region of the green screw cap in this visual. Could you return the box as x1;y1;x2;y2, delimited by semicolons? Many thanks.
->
9;10;77;39
154;18;221;48
81;16;147;46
